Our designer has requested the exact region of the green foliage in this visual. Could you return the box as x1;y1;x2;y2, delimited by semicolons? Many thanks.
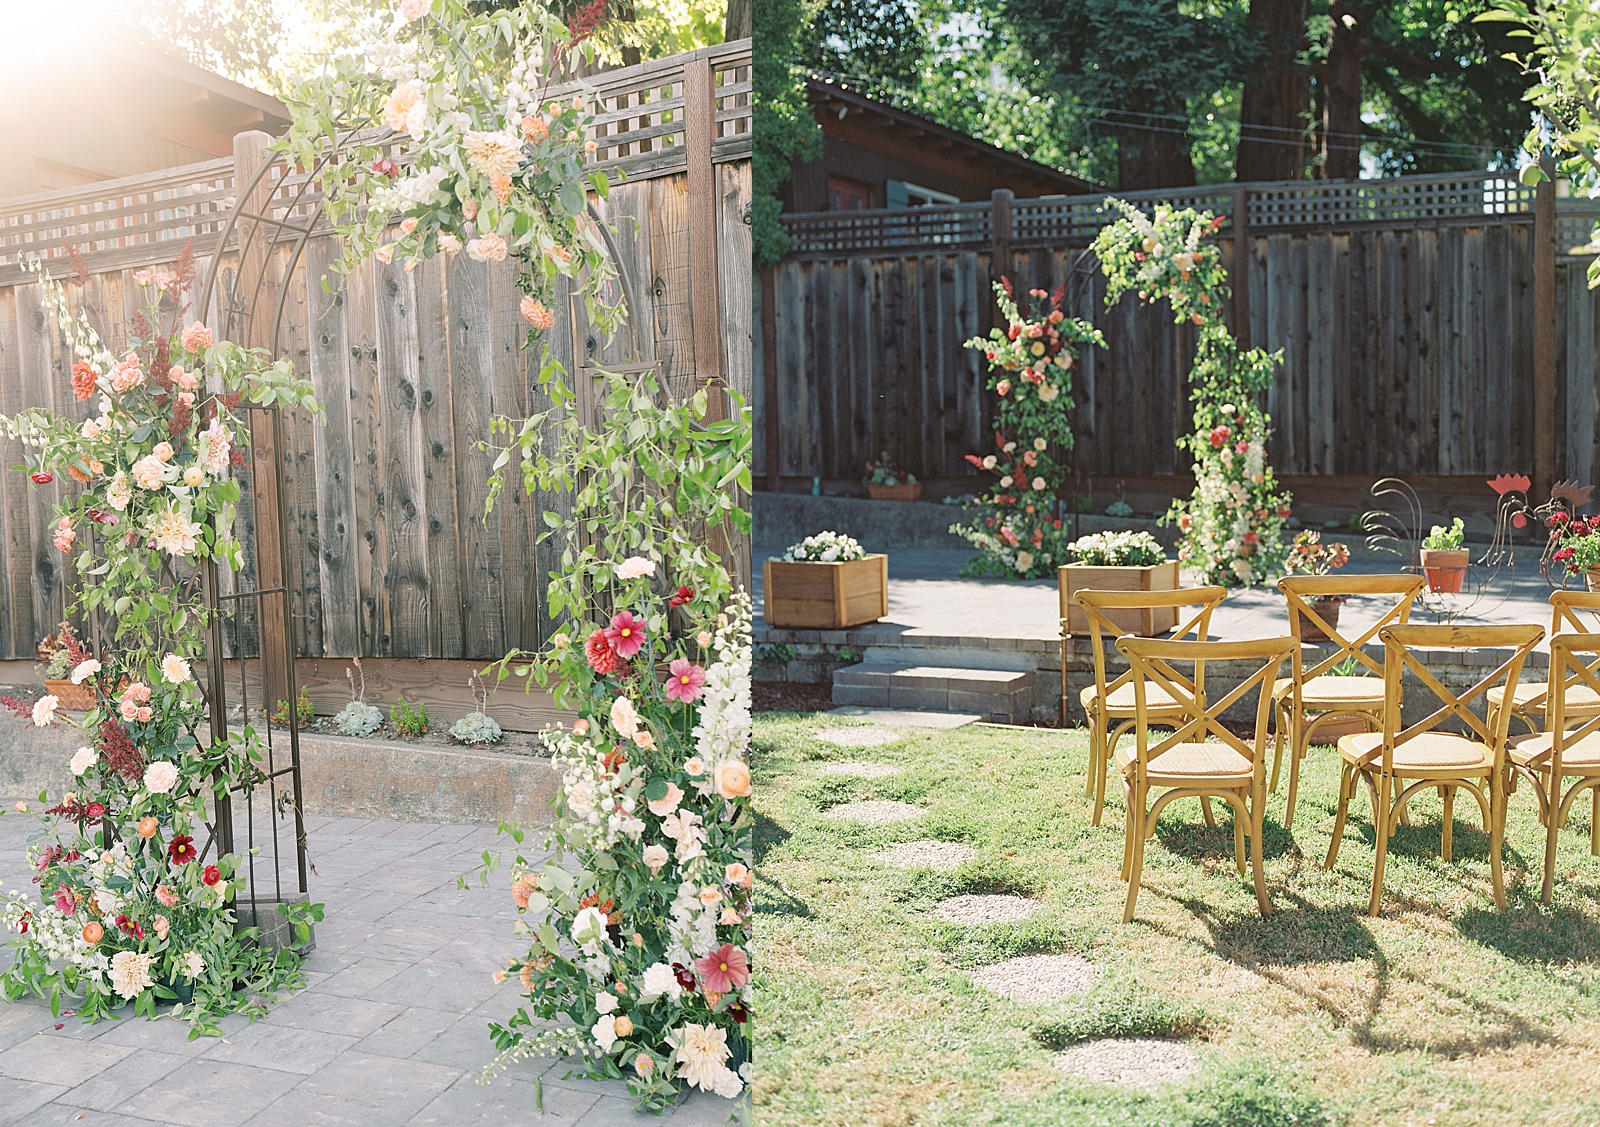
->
449;710;505;745
391;697;430;737
1179;1061;1343;1127
1423;516;1466;549
271;688;314;728
754;0;823;266
1031;976;1212;1048
756;643;798;665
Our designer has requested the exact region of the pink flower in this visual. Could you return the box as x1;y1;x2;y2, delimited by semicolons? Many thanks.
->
664;659;707;703
137;706;153;723
119;698;141;722
123;682;152;704
156;885;179;908
53;518;75;552
400;217;418;235
181;323;212;353
694;944;750;994
604;612;646;659
54;888;76;916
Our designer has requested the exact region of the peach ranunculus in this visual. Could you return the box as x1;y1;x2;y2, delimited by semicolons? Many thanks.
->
520;296;555;329
470;233;508;262
647;782;683;817
725;862;752;887
641;843;669;875
523;115;549;142
152;441;174;463
181;322;212;353
714;759;752;800
383;83;424;132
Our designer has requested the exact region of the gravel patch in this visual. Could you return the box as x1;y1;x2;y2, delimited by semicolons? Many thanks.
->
816;761;901;778
873;840;976;871
815;726;904;748
970;954;1100;1003
823;800;924;825
1051;1038;1197;1090
933;893;1040;925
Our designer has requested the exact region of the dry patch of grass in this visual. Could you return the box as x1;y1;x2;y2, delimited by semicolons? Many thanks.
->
754;714;1600;1126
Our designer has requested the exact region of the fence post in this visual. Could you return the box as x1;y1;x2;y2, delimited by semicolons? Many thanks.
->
1535;156;1557;501
990;189;1013;311
232;130;290;714
684;52;725;412
761;265;781;492
1232;186;1251;350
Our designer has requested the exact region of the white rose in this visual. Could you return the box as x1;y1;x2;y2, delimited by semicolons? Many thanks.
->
143;761;179;794
614;556;655;580
31;696;58;727
69;659;101;685
69;747;97;776
640;962;682;1001
595;991;618;1015
571;906;609;947
592;1014;618;1053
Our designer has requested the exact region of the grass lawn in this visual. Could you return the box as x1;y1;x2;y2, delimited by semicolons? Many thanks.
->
752;712;1600;1127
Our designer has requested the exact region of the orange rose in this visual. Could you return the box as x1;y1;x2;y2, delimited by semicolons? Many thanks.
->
138;817;158;839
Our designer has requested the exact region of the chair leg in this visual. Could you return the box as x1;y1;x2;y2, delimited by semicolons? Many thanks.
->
1269;700;1287;793
1248;787;1272;917
1284;719;1305;831
1489;768;1507;911
1440;785;1454;863
1325;763;1354;870
1368;771;1392;918
1092;731;1111;827
1084;711;1101;796
1122;779;1146;924
1232;797;1247;879
1542;776;1562;907
1592;785;1599;858
1120;773;1135;881
1201;796;1216;827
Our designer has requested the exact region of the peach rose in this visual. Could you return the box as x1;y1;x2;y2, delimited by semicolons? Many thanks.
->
714;759;752;800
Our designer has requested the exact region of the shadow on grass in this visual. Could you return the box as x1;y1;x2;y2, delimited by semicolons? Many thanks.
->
1150;806;1302;865
754;810;791;866
752;870;812;918
1457;899;1600;964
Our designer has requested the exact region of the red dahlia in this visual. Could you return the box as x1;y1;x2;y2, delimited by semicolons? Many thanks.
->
585;629;622;675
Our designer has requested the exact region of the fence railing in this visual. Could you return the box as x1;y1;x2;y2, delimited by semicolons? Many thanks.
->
0;40;752;282
782;171;1562;257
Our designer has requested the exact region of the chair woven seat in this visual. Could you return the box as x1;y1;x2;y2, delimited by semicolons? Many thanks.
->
1274;675;1384;708
1116;740;1253;782
1488;682;1600;715
1509;730;1600;771
1338;730;1492;772
1082;681;1185;713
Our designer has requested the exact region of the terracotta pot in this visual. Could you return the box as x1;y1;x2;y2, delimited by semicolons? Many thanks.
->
1298;594;1348;643
1420;548;1469;593
866;482;922;502
43;678;95;711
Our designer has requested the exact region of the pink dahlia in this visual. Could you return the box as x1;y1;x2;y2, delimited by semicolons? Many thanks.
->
665;659;707;703
585;629;622;675
694;944;750;994
605;612;647;659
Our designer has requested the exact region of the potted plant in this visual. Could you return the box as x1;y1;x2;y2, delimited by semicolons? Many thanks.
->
863;452;921;502
1548;511;1600;588
1420;517;1469;593
763;532;888;629
1059;531;1179;636
34;622;96;711
1284;530;1351;642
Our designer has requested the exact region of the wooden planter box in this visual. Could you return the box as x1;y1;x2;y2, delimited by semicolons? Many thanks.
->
764;555;888;629
1059;561;1181;637
866;483;922;502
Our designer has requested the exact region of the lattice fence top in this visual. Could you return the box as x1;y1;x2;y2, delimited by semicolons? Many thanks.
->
782;171;1566;257
0;39;752;281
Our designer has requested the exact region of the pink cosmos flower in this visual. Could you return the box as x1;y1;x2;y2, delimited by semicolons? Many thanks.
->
694;944;750;994
665;659;707;703
604;612;646;659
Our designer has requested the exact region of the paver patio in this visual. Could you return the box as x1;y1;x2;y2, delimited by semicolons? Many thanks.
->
0;810;744;1126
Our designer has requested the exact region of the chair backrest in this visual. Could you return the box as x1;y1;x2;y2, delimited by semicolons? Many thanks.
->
1116;636;1297;779
1548;636;1600;765
1279;573;1427;683
1500;590;1600;712
1074;587;1228;714
1375;623;1545;772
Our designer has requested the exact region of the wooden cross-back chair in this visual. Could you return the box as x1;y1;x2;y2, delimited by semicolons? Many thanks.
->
1072;587;1228;827
1507;634;1600;904
1324;622;1543;917
1273;574;1427;830
1116;635;1296;923
1486;589;1600;738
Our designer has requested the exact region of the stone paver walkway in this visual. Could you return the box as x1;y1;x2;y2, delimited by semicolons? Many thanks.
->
0;809;744;1127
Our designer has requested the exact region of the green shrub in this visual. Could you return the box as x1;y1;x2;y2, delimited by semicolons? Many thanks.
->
271;688;314;728
391;696;429;737
1033;977;1212;1048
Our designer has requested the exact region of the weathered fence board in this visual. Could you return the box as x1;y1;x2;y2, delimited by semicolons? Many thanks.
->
766;177;1600;488
0;41;753;663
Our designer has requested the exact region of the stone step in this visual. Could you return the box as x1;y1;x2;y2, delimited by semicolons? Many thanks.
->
832;664;1034;723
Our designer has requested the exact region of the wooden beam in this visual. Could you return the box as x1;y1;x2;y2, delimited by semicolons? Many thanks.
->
990;188;1013;313
762;265;780;491
1232;186;1252;350
683;55;725;407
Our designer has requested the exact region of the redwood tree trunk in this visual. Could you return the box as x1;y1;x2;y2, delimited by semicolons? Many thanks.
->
1319;0;1364;180
1118;125;1197;191
1237;0;1311;182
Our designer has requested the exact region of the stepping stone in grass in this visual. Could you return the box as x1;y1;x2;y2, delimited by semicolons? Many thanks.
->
873;840;976;871
1051;1038;1197;1090
933;893;1040;925
824;800;924;825
815;726;905;748
970;954;1100;1004
817;761;900;778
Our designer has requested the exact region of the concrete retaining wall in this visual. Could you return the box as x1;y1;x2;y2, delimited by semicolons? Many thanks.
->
0;715;558;825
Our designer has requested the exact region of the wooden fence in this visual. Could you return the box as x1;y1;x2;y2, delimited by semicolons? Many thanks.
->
0;40;752;664
759;171;1600;495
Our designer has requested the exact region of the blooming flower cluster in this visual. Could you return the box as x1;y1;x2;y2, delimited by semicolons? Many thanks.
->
1066;530;1168;568
779;530;866;563
483;566;753;1110
1285;529;1350;576
281;0;622;346
1092;199;1292;585
954;283;1105;579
